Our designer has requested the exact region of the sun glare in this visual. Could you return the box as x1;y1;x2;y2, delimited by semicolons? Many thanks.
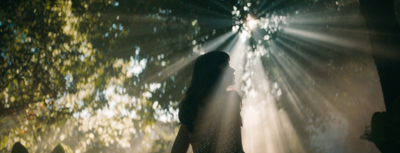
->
247;18;257;30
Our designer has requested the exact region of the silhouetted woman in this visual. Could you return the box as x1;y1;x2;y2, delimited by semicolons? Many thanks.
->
171;51;244;153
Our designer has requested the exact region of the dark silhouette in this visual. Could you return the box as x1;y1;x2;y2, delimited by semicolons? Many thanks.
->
10;142;66;153
11;142;28;153
359;0;400;114
52;144;65;153
361;96;400;153
359;0;400;152
171;51;244;153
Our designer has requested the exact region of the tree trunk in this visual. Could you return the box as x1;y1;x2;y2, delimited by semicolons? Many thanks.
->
359;0;400;113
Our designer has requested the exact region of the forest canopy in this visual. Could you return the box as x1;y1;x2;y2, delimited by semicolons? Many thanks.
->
1;0;396;152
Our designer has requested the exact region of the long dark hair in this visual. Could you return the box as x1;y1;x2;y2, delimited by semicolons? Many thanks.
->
179;51;230;132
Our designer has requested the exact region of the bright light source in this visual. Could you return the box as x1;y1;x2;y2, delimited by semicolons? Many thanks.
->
247;18;257;30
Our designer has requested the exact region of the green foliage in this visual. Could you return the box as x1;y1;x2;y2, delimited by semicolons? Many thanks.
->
0;0;202;152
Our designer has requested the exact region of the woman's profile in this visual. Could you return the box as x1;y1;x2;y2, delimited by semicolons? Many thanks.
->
171;51;244;153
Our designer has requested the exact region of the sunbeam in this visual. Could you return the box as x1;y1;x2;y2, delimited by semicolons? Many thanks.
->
241;56;305;153
137;31;236;85
282;27;371;52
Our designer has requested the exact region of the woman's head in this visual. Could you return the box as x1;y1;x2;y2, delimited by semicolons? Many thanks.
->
179;51;235;131
191;51;232;91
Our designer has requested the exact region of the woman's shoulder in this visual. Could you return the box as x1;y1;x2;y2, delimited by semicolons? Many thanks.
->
225;90;242;108
226;90;242;101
